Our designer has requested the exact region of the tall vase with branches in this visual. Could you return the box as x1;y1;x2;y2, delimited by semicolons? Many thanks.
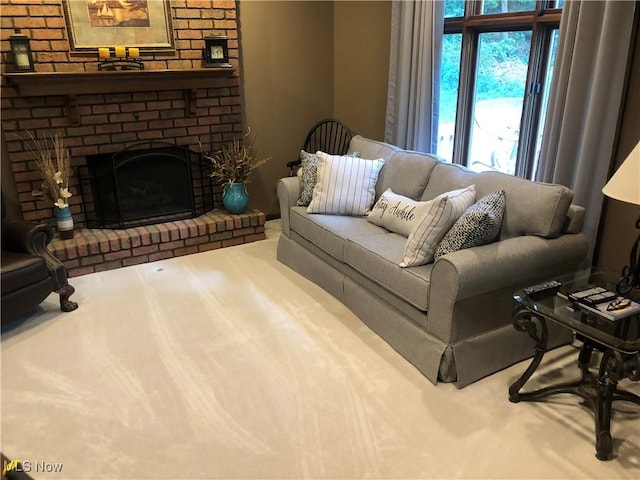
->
202;128;271;214
26;131;75;239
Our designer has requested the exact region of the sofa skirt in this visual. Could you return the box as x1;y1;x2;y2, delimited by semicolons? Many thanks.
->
277;234;572;388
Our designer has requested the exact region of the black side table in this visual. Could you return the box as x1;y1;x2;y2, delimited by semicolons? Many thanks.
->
510;270;640;461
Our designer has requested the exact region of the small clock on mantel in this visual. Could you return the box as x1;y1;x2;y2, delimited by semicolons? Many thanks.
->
203;36;232;68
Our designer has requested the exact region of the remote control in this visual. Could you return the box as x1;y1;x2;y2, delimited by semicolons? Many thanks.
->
567;286;618;306
580;290;618;306
523;280;562;299
568;286;606;301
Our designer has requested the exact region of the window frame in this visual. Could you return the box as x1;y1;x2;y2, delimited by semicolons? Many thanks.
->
444;1;562;178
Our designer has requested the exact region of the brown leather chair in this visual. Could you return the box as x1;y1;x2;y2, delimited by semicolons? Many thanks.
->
1;197;77;326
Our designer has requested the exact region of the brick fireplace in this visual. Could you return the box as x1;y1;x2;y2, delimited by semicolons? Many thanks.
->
1;1;266;277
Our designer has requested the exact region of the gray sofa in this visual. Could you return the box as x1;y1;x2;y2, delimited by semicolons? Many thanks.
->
277;135;589;387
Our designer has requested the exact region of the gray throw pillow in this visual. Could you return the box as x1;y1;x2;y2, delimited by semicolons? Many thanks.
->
434;190;506;260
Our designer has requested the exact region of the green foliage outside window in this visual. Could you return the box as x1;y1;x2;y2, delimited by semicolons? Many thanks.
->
482;0;536;14
444;0;464;18
475;31;531;101
441;1;534;120
444;0;537;18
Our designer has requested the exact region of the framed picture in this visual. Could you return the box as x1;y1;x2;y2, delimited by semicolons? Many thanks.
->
63;0;174;52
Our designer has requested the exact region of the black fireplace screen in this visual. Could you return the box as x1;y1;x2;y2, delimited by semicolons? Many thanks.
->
79;142;214;229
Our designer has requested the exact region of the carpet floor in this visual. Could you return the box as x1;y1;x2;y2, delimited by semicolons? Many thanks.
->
1;221;638;479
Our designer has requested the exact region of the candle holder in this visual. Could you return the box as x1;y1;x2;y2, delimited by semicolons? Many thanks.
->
98;59;144;71
97;47;143;71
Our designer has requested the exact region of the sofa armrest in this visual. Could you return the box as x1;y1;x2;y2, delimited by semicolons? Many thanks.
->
277;176;300;237
425;233;588;342
431;233;589;303
564;204;585;234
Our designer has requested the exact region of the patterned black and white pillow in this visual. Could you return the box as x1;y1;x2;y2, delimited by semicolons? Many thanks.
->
434;190;506;260
296;150;318;206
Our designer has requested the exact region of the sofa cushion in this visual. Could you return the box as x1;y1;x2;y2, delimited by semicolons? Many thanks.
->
401;185;476;267
290;208;433;311
290;207;383;262
348;135;403;161
375;151;439;200
344;232;433;311
344;234;433;311
422;163;574;239
291;208;348;261
421;163;477;201
473;172;574;239
434;190;506;259
307;152;385;216
366;189;431;237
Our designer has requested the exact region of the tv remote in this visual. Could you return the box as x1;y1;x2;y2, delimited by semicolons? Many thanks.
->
580;290;618;306
569;286;606;301
568;286;618;306
523;280;562;300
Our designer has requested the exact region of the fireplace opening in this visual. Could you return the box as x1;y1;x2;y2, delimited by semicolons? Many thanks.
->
80;142;214;229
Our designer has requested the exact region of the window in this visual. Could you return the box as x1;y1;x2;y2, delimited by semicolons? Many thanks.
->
437;0;562;179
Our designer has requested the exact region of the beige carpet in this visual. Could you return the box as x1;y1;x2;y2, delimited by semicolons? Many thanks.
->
1;221;638;479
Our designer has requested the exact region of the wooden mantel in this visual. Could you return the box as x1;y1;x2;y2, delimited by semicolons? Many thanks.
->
4;68;236;123
4;68;236;96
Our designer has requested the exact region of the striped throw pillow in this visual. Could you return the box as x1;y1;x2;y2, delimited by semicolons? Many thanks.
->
307;152;385;216
400;185;476;267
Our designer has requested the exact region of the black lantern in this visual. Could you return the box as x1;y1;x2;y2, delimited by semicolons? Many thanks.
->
203;36;231;68
9;29;34;72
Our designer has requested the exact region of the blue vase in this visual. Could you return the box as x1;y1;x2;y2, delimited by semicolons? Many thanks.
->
54;205;74;239
222;182;249;214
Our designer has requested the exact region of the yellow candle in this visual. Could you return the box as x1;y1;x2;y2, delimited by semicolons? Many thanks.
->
128;47;139;58
114;46;126;58
98;47;110;59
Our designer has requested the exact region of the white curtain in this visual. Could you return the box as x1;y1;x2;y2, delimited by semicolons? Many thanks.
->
385;0;443;152
536;0;636;263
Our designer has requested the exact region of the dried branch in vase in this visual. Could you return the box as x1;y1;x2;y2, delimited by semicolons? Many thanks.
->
201;128;272;185
25;131;73;208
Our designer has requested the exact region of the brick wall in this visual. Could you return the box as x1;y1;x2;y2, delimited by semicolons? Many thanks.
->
1;0;241;226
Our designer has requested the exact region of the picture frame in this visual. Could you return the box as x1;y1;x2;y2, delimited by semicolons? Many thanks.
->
63;0;175;53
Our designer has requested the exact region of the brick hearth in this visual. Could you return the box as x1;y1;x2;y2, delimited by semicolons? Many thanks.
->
51;209;265;278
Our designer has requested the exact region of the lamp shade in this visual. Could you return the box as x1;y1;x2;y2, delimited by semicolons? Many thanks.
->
602;141;640;206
